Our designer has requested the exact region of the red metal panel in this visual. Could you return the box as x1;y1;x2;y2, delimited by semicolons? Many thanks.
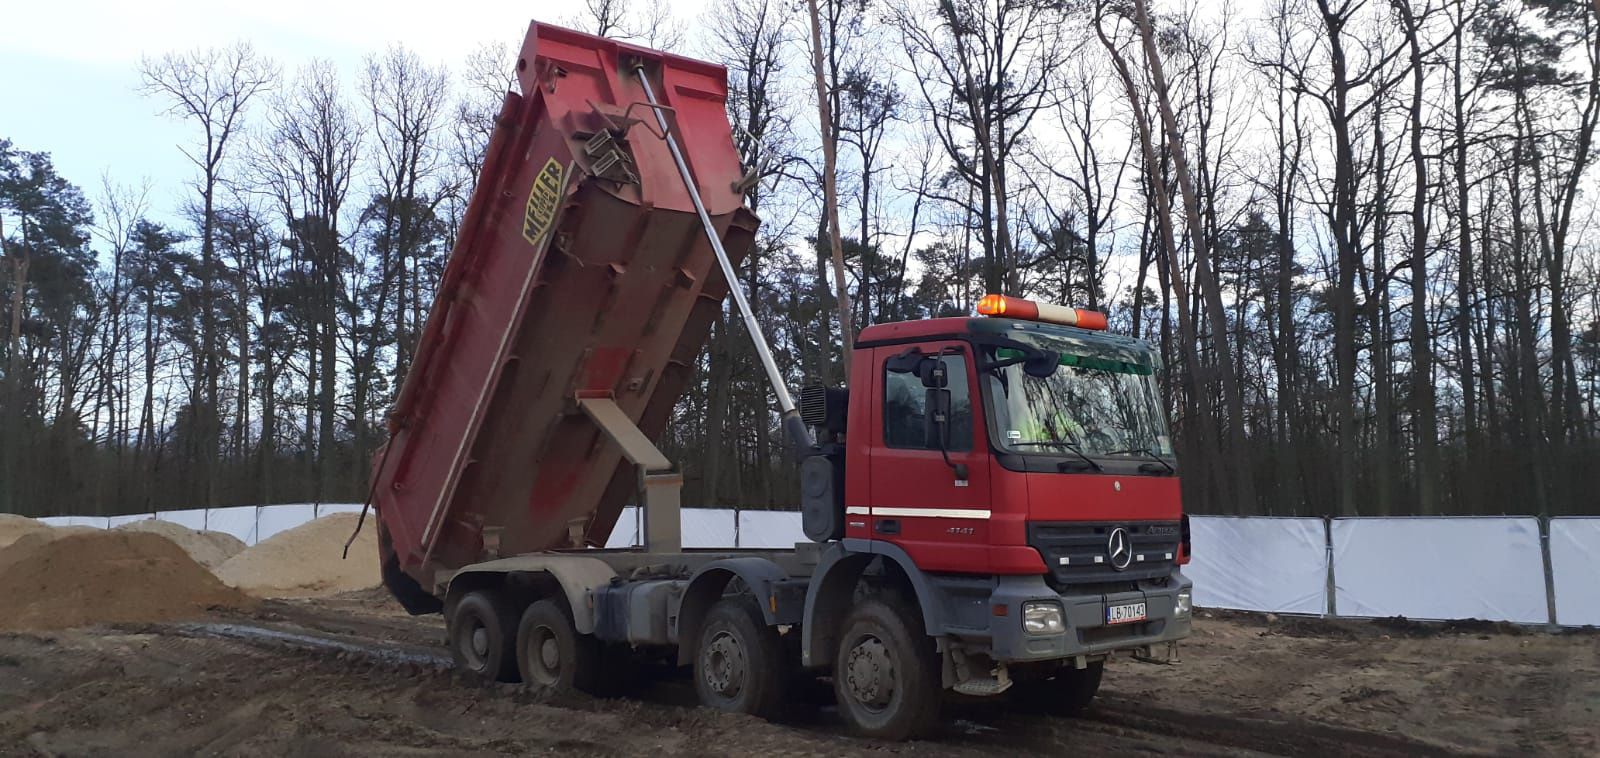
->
374;22;755;583
857;317;973;344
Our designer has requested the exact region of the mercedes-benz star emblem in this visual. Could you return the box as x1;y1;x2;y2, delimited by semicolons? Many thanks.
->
1107;527;1132;571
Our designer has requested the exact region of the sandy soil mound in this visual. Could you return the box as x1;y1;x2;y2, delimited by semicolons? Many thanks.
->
0;530;254;630
4;525;102;554
0;514;50;549
114;518;246;569
215;512;379;598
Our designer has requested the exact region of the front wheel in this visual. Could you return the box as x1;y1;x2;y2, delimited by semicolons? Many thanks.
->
693;597;786;718
832;598;942;740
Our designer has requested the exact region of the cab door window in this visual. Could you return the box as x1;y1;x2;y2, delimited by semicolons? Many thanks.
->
883;354;973;451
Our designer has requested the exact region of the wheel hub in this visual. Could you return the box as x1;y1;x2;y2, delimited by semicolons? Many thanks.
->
526;625;561;686
703;631;746;697
470;625;489;658
844;635;894;709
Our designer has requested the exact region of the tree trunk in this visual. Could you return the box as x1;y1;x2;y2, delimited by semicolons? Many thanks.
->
805;0;854;373
1133;0;1255;512
1451;4;1477;512
1399;0;1438;514
3;222;28;514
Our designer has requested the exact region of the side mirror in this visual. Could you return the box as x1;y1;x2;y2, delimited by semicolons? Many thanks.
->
918;357;948;388
1023;350;1060;378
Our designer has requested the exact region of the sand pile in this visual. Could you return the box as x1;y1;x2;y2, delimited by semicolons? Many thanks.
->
0;530;254;630
113;518;246;569
0;514;50;549
3;524;101;552
215;512;379;598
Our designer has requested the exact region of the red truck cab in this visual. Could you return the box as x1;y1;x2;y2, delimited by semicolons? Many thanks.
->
795;303;1191;683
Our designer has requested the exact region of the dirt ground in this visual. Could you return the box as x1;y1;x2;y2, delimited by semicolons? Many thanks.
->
0;594;1595;757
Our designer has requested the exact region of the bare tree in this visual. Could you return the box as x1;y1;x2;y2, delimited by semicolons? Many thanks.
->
258;60;364;498
140;42;275;506
1093;1;1227;502
450;42;519;208
361;46;449;391
1394;0;1440;512
805;0;856;371
1129;0;1258;512
895;0;1068;294
566;0;686;50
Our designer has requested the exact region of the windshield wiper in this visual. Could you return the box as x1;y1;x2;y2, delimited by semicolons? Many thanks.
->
1102;446;1176;474
1009;441;1103;472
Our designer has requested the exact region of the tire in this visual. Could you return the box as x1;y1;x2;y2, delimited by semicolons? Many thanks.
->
448;590;521;683
1008;661;1104;717
833;597;942;740
693;597;787;719
516;598;601;694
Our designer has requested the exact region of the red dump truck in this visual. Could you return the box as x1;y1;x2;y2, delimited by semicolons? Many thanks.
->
372;22;1192;740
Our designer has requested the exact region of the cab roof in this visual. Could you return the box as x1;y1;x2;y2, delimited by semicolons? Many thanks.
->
857;316;1154;356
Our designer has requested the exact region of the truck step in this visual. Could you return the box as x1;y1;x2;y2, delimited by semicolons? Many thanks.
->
953;676;1014;696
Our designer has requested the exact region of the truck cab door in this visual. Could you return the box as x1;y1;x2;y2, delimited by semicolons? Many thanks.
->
862;341;993;573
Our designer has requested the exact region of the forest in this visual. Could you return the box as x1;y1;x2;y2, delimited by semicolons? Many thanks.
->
1;0;1597;520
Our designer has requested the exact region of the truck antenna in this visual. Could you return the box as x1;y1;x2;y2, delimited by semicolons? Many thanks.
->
634;64;815;454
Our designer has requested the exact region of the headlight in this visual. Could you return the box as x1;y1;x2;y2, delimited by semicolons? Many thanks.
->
1176;588;1193;617
1022;601;1065;635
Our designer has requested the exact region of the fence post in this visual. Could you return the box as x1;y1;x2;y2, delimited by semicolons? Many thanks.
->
1540;516;1558;627
1324;516;1338;618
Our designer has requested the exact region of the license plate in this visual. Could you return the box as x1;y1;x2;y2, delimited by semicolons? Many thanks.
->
1106;602;1147;625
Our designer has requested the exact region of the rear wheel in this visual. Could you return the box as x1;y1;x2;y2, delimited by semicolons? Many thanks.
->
693;597;786;718
1008;661;1104;717
833;598;942;740
516;598;600;693
448;590;520;682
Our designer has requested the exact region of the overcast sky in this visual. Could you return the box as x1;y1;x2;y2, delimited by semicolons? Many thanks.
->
0;0;705;220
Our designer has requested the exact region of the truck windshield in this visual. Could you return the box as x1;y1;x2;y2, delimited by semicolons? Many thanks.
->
982;340;1173;459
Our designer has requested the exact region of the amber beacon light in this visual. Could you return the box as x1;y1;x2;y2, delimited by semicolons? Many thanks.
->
976;294;1108;330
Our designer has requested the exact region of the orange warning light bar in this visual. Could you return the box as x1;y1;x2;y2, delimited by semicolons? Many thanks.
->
977;294;1107;330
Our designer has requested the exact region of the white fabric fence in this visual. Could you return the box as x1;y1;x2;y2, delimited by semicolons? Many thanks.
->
1331;517;1547;623
21;505;1600;627
35;503;364;547
1184;517;1327;615
1550;518;1600;627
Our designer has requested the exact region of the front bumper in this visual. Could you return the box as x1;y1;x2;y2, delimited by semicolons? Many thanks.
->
981;569;1192;662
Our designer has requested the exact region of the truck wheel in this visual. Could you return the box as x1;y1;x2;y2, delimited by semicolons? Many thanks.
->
516;598;600;694
449;590;520;683
694;597;786;718
833;598;941;740
1009;661;1104;717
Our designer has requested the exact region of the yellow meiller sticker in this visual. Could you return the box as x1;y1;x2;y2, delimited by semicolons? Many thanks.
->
522;159;565;247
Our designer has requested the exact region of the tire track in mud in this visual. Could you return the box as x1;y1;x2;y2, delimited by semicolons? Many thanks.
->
165;613;1464;757
172;621;453;669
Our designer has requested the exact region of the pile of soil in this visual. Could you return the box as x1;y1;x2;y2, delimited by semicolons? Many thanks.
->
114;518;246;569
215;513;380;598
0;513;50;548
4;525;101;553
0;530;254;630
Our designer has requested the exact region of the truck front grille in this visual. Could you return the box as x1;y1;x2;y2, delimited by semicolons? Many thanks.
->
1027;521;1181;590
